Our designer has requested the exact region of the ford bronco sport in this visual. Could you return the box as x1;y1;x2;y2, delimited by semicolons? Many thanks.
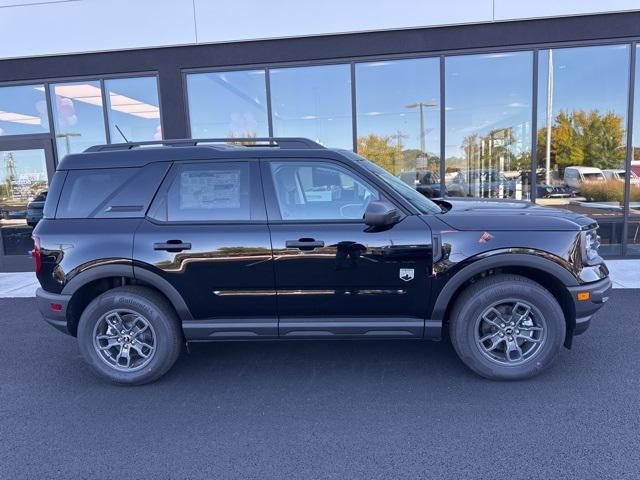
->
33;138;611;384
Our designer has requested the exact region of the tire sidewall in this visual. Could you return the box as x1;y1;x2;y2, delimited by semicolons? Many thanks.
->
77;289;178;385
452;280;566;380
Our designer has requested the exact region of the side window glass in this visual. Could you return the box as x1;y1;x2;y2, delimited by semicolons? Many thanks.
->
153;162;251;222
270;162;379;220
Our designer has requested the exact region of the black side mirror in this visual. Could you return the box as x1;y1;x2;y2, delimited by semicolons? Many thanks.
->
364;201;402;227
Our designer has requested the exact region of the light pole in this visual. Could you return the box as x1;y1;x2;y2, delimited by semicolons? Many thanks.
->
406;100;437;155
545;50;554;185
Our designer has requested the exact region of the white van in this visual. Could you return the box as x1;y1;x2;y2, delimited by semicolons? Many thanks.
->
564;166;606;190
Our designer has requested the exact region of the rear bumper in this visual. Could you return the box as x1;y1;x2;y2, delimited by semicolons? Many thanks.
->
35;288;72;335
567;276;612;336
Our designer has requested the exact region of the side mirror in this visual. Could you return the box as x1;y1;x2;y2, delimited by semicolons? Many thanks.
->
364;201;402;227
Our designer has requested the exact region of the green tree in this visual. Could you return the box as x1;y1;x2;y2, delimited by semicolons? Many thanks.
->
537;109;625;174
357;134;404;174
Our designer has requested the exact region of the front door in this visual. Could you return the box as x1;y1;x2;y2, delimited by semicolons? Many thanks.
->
263;159;433;338
0;136;55;272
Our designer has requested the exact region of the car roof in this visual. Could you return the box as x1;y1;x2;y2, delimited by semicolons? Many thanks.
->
566;166;603;173
56;138;356;170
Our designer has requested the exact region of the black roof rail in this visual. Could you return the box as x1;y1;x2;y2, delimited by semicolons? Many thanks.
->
83;137;325;152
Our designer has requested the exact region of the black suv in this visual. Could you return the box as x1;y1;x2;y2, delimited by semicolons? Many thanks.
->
33;138;611;385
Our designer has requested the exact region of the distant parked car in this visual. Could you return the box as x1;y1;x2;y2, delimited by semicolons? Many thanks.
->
564;166;605;191
446;169;515;198
26;191;47;227
398;170;443;198
602;169;640;186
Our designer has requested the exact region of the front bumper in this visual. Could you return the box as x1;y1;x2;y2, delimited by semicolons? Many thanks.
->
35;288;72;335
567;276;612;336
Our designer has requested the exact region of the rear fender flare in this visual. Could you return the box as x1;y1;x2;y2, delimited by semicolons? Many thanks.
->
61;263;193;320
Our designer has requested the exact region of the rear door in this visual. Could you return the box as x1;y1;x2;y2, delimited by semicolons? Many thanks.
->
262;158;432;338
134;159;277;338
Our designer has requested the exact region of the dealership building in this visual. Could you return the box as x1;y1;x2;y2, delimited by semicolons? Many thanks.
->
1;0;640;271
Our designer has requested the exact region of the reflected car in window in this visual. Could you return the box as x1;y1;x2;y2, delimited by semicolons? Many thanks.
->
26;191;47;227
446;169;516;198
398;171;443;198
602;169;640;186
564;166;606;191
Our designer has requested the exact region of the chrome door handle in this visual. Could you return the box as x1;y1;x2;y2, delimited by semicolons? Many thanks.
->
285;239;325;250
153;241;192;252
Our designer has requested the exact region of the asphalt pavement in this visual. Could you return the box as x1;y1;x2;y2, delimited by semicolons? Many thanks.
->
1;291;639;480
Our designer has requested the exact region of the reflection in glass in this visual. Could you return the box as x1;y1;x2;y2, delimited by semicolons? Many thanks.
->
627;45;640;255
355;58;441;196
105;77;162;142
50;81;106;155
0;85;49;136
445;52;533;200
187;70;269;138
537;45;630;255
0;149;48;255
270;64;352;149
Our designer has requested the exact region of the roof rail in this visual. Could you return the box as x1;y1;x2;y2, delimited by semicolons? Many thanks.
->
84;137;325;152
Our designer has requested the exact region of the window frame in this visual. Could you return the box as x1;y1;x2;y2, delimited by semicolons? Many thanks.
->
260;157;398;224
146;159;266;225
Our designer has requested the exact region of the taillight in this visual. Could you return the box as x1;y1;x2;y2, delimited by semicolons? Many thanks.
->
31;236;41;273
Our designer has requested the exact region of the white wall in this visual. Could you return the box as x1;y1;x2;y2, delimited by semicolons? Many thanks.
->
0;0;639;60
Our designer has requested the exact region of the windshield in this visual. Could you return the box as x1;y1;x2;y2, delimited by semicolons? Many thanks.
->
583;173;605;181
361;160;442;214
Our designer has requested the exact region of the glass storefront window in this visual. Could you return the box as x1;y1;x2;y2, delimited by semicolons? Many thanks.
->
270;64;352;149
0;85;49;136
187;70;269;139
355;58;441;196
0;148;48;255
50;80;106;155
0;84;49;136
445;52;533;200
537;44;630;256
105;77;162;142
626;44;640;255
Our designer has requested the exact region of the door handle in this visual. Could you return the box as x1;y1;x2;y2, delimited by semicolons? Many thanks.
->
285;238;325;250
153;240;192;252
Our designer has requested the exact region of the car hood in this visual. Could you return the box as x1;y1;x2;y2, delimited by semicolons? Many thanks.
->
436;198;597;231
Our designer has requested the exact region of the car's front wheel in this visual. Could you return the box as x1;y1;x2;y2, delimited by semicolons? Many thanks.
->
76;286;182;385
449;274;566;380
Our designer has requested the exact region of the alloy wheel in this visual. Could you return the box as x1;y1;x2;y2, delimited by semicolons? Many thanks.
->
92;309;156;372
474;300;546;366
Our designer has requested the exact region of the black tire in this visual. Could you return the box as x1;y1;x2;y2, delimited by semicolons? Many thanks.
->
76;286;182;385
449;274;566;380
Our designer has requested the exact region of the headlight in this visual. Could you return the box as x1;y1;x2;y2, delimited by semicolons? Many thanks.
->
583;229;601;264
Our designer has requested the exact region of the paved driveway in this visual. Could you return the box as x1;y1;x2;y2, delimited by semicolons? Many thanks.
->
1;291;639;479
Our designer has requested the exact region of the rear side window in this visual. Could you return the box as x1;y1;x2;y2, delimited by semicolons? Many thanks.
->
43;171;67;219
149;162;252;222
56;163;170;219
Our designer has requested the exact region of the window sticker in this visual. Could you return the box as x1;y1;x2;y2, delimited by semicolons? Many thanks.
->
180;169;241;209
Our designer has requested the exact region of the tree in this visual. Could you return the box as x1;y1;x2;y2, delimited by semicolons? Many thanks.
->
537;109;625;174
356;134;404;174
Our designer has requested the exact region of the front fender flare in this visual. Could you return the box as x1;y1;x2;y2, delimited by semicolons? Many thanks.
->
430;251;579;321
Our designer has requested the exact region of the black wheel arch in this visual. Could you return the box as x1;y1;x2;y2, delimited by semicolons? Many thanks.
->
431;252;579;347
61;263;192;336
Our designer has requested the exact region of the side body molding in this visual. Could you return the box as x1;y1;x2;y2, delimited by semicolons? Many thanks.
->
430;252;579;321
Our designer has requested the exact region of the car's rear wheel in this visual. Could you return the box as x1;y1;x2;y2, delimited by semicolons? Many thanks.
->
77;286;182;385
449;274;566;380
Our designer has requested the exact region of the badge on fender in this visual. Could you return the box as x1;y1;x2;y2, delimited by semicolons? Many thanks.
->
399;268;414;282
